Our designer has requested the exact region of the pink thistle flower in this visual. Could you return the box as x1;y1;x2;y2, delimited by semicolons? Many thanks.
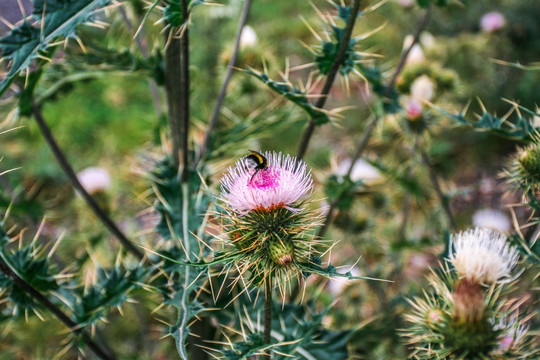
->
221;151;313;215
480;12;506;33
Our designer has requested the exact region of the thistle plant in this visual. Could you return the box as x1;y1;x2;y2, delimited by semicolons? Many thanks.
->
1;0;539;359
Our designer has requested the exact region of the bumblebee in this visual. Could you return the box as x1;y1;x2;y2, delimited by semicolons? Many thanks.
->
245;150;268;183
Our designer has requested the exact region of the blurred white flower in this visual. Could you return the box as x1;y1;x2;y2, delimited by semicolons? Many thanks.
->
77;167;111;195
403;35;425;66
472;208;511;234
448;228;520;284
239;25;258;48
327;267;361;296
532;106;540;128
411;75;435;102
395;0;414;7
480;11;506;33
420;32;436;51
336;158;382;185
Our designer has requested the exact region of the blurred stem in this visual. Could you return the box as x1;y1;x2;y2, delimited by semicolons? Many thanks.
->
31;100;145;260
318;114;378;238
398;135;420;241
421;147;457;231
0;258;116;360
297;0;362;160
263;275;272;360
195;0;253;168
384;7;431;97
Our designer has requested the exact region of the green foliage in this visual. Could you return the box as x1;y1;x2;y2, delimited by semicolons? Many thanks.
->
245;69;331;125
73;266;147;326
0;0;112;97
315;25;360;76
220;301;352;360
324;174;363;210
439;102;538;140
164;0;206;27
0;227;59;315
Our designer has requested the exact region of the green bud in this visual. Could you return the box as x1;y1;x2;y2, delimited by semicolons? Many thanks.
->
268;237;295;267
518;146;540;179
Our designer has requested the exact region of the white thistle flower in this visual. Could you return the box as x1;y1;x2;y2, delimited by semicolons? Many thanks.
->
239;25;258;48
403;35;425;66
472;208;511;234
480;11;506;33
336;158;382;185
448;228;520;284
221;151;313;215
411;75;435;102
77;167;111;195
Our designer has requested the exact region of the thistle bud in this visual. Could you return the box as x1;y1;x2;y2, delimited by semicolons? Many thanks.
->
268;237;295;267
518;146;540;179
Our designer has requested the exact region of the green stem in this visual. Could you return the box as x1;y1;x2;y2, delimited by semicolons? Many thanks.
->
263;275;273;360
421;147;457;231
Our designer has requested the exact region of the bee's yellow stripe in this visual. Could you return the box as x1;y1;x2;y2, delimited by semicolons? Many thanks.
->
250;152;264;164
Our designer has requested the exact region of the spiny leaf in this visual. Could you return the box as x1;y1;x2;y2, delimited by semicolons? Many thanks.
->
0;0;111;97
0;226;59;315
245;69;331;125
434;103;537;140
73;266;147;325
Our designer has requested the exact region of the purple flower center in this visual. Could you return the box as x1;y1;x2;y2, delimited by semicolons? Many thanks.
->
248;167;280;190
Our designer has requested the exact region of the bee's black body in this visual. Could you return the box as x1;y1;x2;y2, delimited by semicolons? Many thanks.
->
245;150;268;182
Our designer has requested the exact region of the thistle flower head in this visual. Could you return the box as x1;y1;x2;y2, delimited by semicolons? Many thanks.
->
410;75;435;102
218;151;322;289
77;167;111;195
448;228;519;285
221;151;313;215
239;25;258;48
480;11;506;33
472;208;511;234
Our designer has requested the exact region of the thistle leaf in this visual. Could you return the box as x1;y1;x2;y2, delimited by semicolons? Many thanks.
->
0;0;111;97
245;69;331;125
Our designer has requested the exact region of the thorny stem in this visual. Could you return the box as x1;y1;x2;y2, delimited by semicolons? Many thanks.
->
164;31;183;168
296;0;362;160
31;101;145;260
195;0;253;168
263;275;273;360
179;0;190;183
317;114;378;237
0;259;116;360
421;147;457;231
384;8;431;97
